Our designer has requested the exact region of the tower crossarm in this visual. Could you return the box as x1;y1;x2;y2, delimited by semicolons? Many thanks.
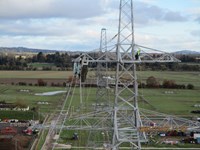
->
72;46;180;64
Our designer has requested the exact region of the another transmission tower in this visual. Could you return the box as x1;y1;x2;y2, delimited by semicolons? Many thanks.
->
96;28;109;108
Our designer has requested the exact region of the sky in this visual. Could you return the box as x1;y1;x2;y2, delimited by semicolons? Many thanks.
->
0;0;199;52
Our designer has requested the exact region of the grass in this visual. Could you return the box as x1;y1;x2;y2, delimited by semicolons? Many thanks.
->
59;86;200;148
137;71;200;89
0;85;67;118
0;110;38;120
0;70;199;90
0;70;199;86
62;85;200;116
0;70;199;118
138;88;200;115
0;70;199;148
29;63;56;68
0;71;72;79
36;129;49;150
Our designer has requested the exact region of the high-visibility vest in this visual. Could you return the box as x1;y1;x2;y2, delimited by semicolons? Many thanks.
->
137;48;141;55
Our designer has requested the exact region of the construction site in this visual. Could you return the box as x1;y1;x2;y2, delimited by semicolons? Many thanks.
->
0;120;38;150
37;0;200;150
0;0;199;150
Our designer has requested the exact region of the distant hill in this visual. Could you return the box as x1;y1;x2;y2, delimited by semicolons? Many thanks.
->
1;47;199;56
0;47;65;54
173;50;200;55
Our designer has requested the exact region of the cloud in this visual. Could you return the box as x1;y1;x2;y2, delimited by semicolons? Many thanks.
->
0;17;101;51
0;18;81;36
191;30;200;37
195;17;200;23
0;0;198;52
134;2;187;25
135;32;200;52
163;11;187;22
0;0;105;19
0;35;97;51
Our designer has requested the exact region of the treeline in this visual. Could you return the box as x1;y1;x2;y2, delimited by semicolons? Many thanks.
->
137;62;200;71
0;56;28;70
0;52;199;71
0;52;73;70
177;54;199;63
15;79;66;87
11;76;195;90
139;76;194;89
31;52;72;68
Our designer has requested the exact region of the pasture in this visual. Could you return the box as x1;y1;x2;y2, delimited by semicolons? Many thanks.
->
0;70;199;88
62;87;200;117
138;88;200;116
0;85;67;120
0;71;72;79
137;71;200;89
0;70;199;148
0;70;199;119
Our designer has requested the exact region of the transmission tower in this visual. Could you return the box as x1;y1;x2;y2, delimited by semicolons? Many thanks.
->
95;28;109;108
53;0;181;149
86;28;113;148
112;0;145;149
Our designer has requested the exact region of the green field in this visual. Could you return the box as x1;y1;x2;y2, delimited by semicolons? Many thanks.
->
0;70;199;148
61;87;200;116
0;71;72;78
0;71;199;88
0;70;199;117
0;110;38;120
138;88;200;115
29;63;56;68
58;87;200;149
0;85;67;120
137;71;200;89
57;71;200;148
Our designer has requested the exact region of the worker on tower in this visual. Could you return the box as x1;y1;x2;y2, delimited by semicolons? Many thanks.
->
74;54;88;82
80;55;88;82
73;62;80;78
135;48;141;61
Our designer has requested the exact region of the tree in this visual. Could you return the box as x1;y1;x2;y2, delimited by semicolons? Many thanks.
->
37;79;47;86
187;84;194;89
162;80;176;88
146;76;160;88
37;52;45;62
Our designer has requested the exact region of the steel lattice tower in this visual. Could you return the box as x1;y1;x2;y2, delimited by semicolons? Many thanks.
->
52;0;182;149
112;0;145;149
86;28;113;148
96;28;109;107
